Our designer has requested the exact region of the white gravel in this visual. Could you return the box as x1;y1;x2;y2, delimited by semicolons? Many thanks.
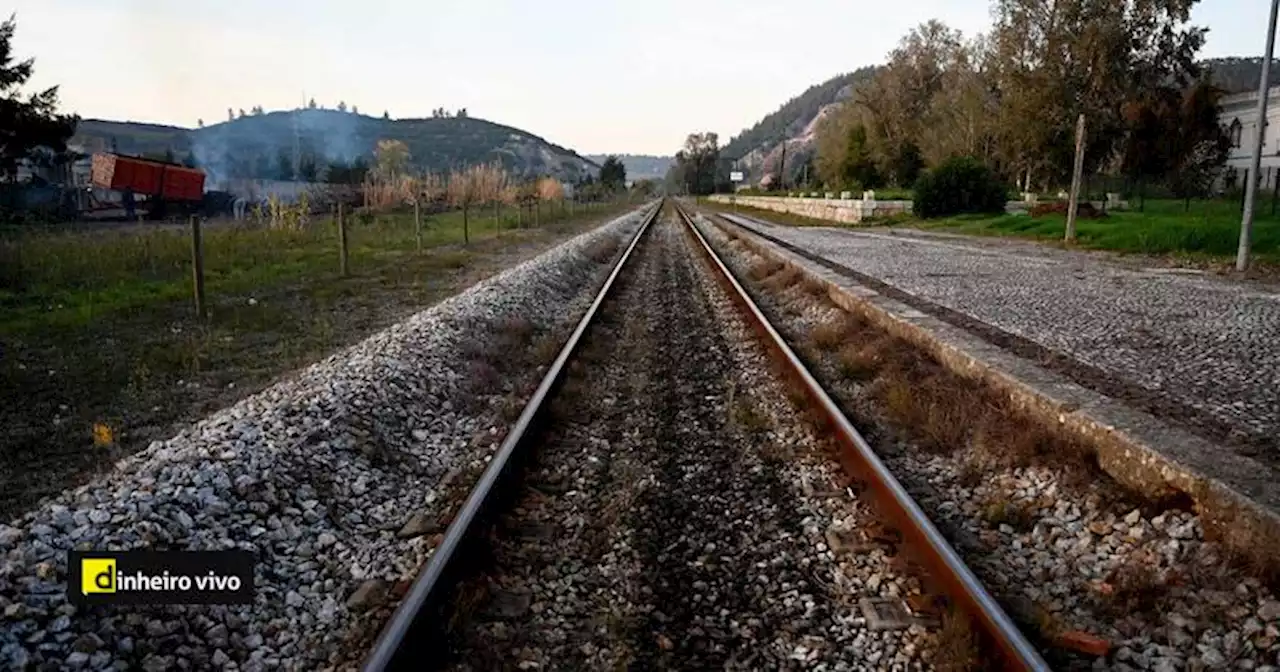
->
0;204;654;671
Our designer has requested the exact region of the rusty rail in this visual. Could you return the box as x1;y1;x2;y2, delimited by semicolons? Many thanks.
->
362;201;663;671
672;200;1049;672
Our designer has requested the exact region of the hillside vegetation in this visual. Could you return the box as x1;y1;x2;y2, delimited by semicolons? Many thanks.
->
1202;57;1280;94
585;154;672;181
73;111;598;184
722;69;876;158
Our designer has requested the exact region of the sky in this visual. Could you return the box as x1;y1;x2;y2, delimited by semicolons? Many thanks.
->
6;0;1270;156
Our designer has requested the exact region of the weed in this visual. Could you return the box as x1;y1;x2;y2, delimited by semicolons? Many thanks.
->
583;237;619;265
835;343;878;381
748;258;785;281
809;316;852;351
731;395;769;435
1102;547;1170;614
933;610;982;672
979;495;1039;532
761;265;803;291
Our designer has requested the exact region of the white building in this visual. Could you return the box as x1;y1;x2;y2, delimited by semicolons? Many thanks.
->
1220;86;1280;190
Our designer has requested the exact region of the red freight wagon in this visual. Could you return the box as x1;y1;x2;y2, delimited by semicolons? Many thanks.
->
91;153;205;202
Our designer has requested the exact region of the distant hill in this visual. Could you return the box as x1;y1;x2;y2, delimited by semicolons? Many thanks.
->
584;154;673;181
721;66;880;186
1202;57;1280;94
72;111;599;186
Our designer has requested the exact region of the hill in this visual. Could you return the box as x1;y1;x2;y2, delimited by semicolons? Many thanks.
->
71;111;599;186
721;66;880;186
584;154;673;181
1202;57;1280;94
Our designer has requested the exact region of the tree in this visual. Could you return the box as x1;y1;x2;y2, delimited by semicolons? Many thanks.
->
988;0;1206;186
228;108;234;122
238;108;246;119
351;105;359;115
299;155;318;182
0;15;78;180
197;118;204;128
373;139;411;179
457;108;467;118
383;110;391;120
276;149;293;181
337;101;347;113
251;105;264;116
671;132;720;195
889;142;924;188
600;155;626;192
447;163;503;244
1120;78;1228;206
308;98;317;109
815;108;882;190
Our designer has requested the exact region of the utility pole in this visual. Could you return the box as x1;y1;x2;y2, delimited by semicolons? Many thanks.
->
1238;0;1280;272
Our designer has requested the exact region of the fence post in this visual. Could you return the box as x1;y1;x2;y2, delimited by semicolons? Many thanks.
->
414;199;422;252
190;216;206;319
1065;114;1086;243
338;203;349;277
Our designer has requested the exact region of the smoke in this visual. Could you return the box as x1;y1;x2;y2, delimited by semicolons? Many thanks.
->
191;108;368;190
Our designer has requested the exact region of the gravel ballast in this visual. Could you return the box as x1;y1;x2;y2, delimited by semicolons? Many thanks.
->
0;204;655;671
696;212;1280;671
447;208;941;670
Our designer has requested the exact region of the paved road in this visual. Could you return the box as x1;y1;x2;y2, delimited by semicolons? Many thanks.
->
723;213;1280;462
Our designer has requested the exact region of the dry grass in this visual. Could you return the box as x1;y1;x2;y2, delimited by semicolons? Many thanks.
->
583;236;620;265
1219;525;1280;590
761;265;804;292
731;394;769;436
933;610;982;672
980;495;1039;532
802;277;829;297
726;236;1102;483
809;315;855;351
1101;546;1171;615
748;258;786;281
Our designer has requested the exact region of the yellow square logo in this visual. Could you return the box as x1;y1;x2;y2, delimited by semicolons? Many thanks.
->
81;558;116;595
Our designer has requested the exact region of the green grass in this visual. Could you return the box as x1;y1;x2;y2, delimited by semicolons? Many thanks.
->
916;199;1280;262
0;198;634;518
0;201;615;333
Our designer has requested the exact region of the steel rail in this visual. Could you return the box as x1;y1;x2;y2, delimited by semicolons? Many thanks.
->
673;200;1049;672
362;201;663;671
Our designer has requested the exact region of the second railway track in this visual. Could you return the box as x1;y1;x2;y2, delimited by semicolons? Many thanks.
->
364;200;1047;670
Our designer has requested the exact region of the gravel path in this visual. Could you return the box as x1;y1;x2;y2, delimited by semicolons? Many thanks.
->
447;208;941;670
0;205;655;671
720;213;1280;462
697;213;1280;672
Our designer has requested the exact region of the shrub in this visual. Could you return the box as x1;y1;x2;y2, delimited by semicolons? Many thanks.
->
912;157;1009;219
1028;201;1107;219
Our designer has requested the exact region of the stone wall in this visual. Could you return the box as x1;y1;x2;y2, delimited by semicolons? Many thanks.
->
708;195;912;224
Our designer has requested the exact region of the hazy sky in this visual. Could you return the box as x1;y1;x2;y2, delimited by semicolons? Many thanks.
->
6;0;1268;156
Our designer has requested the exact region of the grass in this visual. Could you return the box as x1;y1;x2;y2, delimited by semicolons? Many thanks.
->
916;198;1280;264
0;198;636;518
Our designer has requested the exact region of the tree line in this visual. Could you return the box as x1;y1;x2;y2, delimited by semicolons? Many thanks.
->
809;0;1232;201
360;142;631;242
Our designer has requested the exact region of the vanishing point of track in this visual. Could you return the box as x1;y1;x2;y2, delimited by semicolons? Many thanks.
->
361;199;1051;671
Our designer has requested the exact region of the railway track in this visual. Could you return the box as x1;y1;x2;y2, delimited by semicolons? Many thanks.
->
362;199;1049;671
